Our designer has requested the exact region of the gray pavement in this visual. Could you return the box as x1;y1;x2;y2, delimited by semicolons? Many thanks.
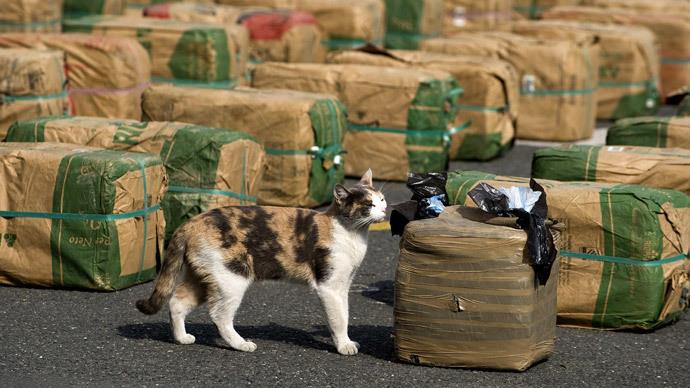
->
1;142;689;387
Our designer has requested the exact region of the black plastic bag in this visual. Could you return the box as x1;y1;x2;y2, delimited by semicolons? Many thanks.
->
407;172;449;219
468;179;557;285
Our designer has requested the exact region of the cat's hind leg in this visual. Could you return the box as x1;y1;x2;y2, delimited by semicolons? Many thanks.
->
169;268;205;345
207;269;256;352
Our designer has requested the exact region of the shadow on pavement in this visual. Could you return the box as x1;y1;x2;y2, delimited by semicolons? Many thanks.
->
118;322;394;360
360;280;394;306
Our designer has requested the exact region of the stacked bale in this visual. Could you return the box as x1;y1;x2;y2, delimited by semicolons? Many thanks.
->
328;48;518;160
0;33;150;120
63;15;248;88
63;0;126;19
513;0;580;19
142;84;347;208
385;0;443;49
251;62;460;181
447;171;690;330
422;31;598;141
218;0;386;50
5;116;266;241
0;49;67;138
0;143;167;290
511;20;659;120
396;206;558;368
442;0;513;34
143;2;325;63
543;5;690;97
606;117;690;149
532;145;690;195
0;0;62;33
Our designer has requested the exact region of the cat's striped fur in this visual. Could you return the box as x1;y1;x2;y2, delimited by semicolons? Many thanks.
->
136;170;386;355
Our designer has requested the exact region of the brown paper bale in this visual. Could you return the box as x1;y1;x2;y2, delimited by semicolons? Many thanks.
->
141;84;346;208
216;0;385;48
443;0;513;34
0;0;62;33
327;48;518;160
0;49;67;138
0;143;167;291
543;6;690;98
0;33;150;120
513;0;580;19
62;15;248;88
533;145;690;195
422;31;599;141
446;171;690;330
252;62;459;181
511;20;659;119
607;116;690;149
5;116;265;241
143;2;325;63
396;206;558;370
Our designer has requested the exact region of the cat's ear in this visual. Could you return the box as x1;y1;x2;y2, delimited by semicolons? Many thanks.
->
359;168;373;187
333;184;350;203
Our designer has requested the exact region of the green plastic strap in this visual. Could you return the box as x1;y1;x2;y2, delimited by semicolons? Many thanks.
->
0;18;60;28
265;144;343;158
0;205;160;221
136;159;148;282
661;57;690;65
521;88;596;96
457;103;508;113
323;38;384;48
350;122;470;138
599;80;655;89
561;251;687;267
151;76;236;89
385;31;439;39
2;91;68;103
167;185;256;202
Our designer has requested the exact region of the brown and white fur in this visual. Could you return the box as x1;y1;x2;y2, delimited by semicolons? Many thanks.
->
136;170;386;356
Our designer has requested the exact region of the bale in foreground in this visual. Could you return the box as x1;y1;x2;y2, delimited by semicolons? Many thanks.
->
395;206;558;370
0;143;166;290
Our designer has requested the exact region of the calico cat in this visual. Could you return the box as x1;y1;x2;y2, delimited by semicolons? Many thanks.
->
136;169;386;356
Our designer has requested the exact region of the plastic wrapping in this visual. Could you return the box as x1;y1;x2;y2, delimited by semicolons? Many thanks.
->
468;179;556;284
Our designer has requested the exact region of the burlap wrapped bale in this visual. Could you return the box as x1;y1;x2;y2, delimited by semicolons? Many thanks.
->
511;20;659;120
543;6;690;98
142;84;346;207
0;33;150;120
513;0;580;19
143;2;325;63
606;117;690;149
447;171;690;330
385;0;444;49
63;0;126;18
0;0;62;33
532;145;690;195
678;96;690;117
216;0;386;50
396;206;558;369
252;62;459;181
0;142;166;291
327;48;518;161
443;0;513;34
581;0;690;13
5;116;265;241
421;32;598;141
0;49;67;138
62;15;248;88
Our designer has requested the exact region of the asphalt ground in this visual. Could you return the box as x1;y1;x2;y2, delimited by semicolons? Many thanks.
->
2;121;689;387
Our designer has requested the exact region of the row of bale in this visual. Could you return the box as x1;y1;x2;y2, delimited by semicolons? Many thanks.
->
1;0;690;371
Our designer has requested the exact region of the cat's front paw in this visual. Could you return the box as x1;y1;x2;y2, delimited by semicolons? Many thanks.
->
175;334;196;345
336;340;360;356
233;340;258;352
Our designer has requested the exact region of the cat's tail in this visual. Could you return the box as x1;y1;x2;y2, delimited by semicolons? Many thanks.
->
135;231;186;315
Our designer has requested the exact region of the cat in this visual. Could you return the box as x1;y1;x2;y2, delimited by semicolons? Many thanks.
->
136;169;386;356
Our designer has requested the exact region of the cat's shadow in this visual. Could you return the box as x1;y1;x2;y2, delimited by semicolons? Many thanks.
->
117;322;394;361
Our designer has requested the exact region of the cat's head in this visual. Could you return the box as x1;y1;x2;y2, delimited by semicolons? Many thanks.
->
332;169;387;228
